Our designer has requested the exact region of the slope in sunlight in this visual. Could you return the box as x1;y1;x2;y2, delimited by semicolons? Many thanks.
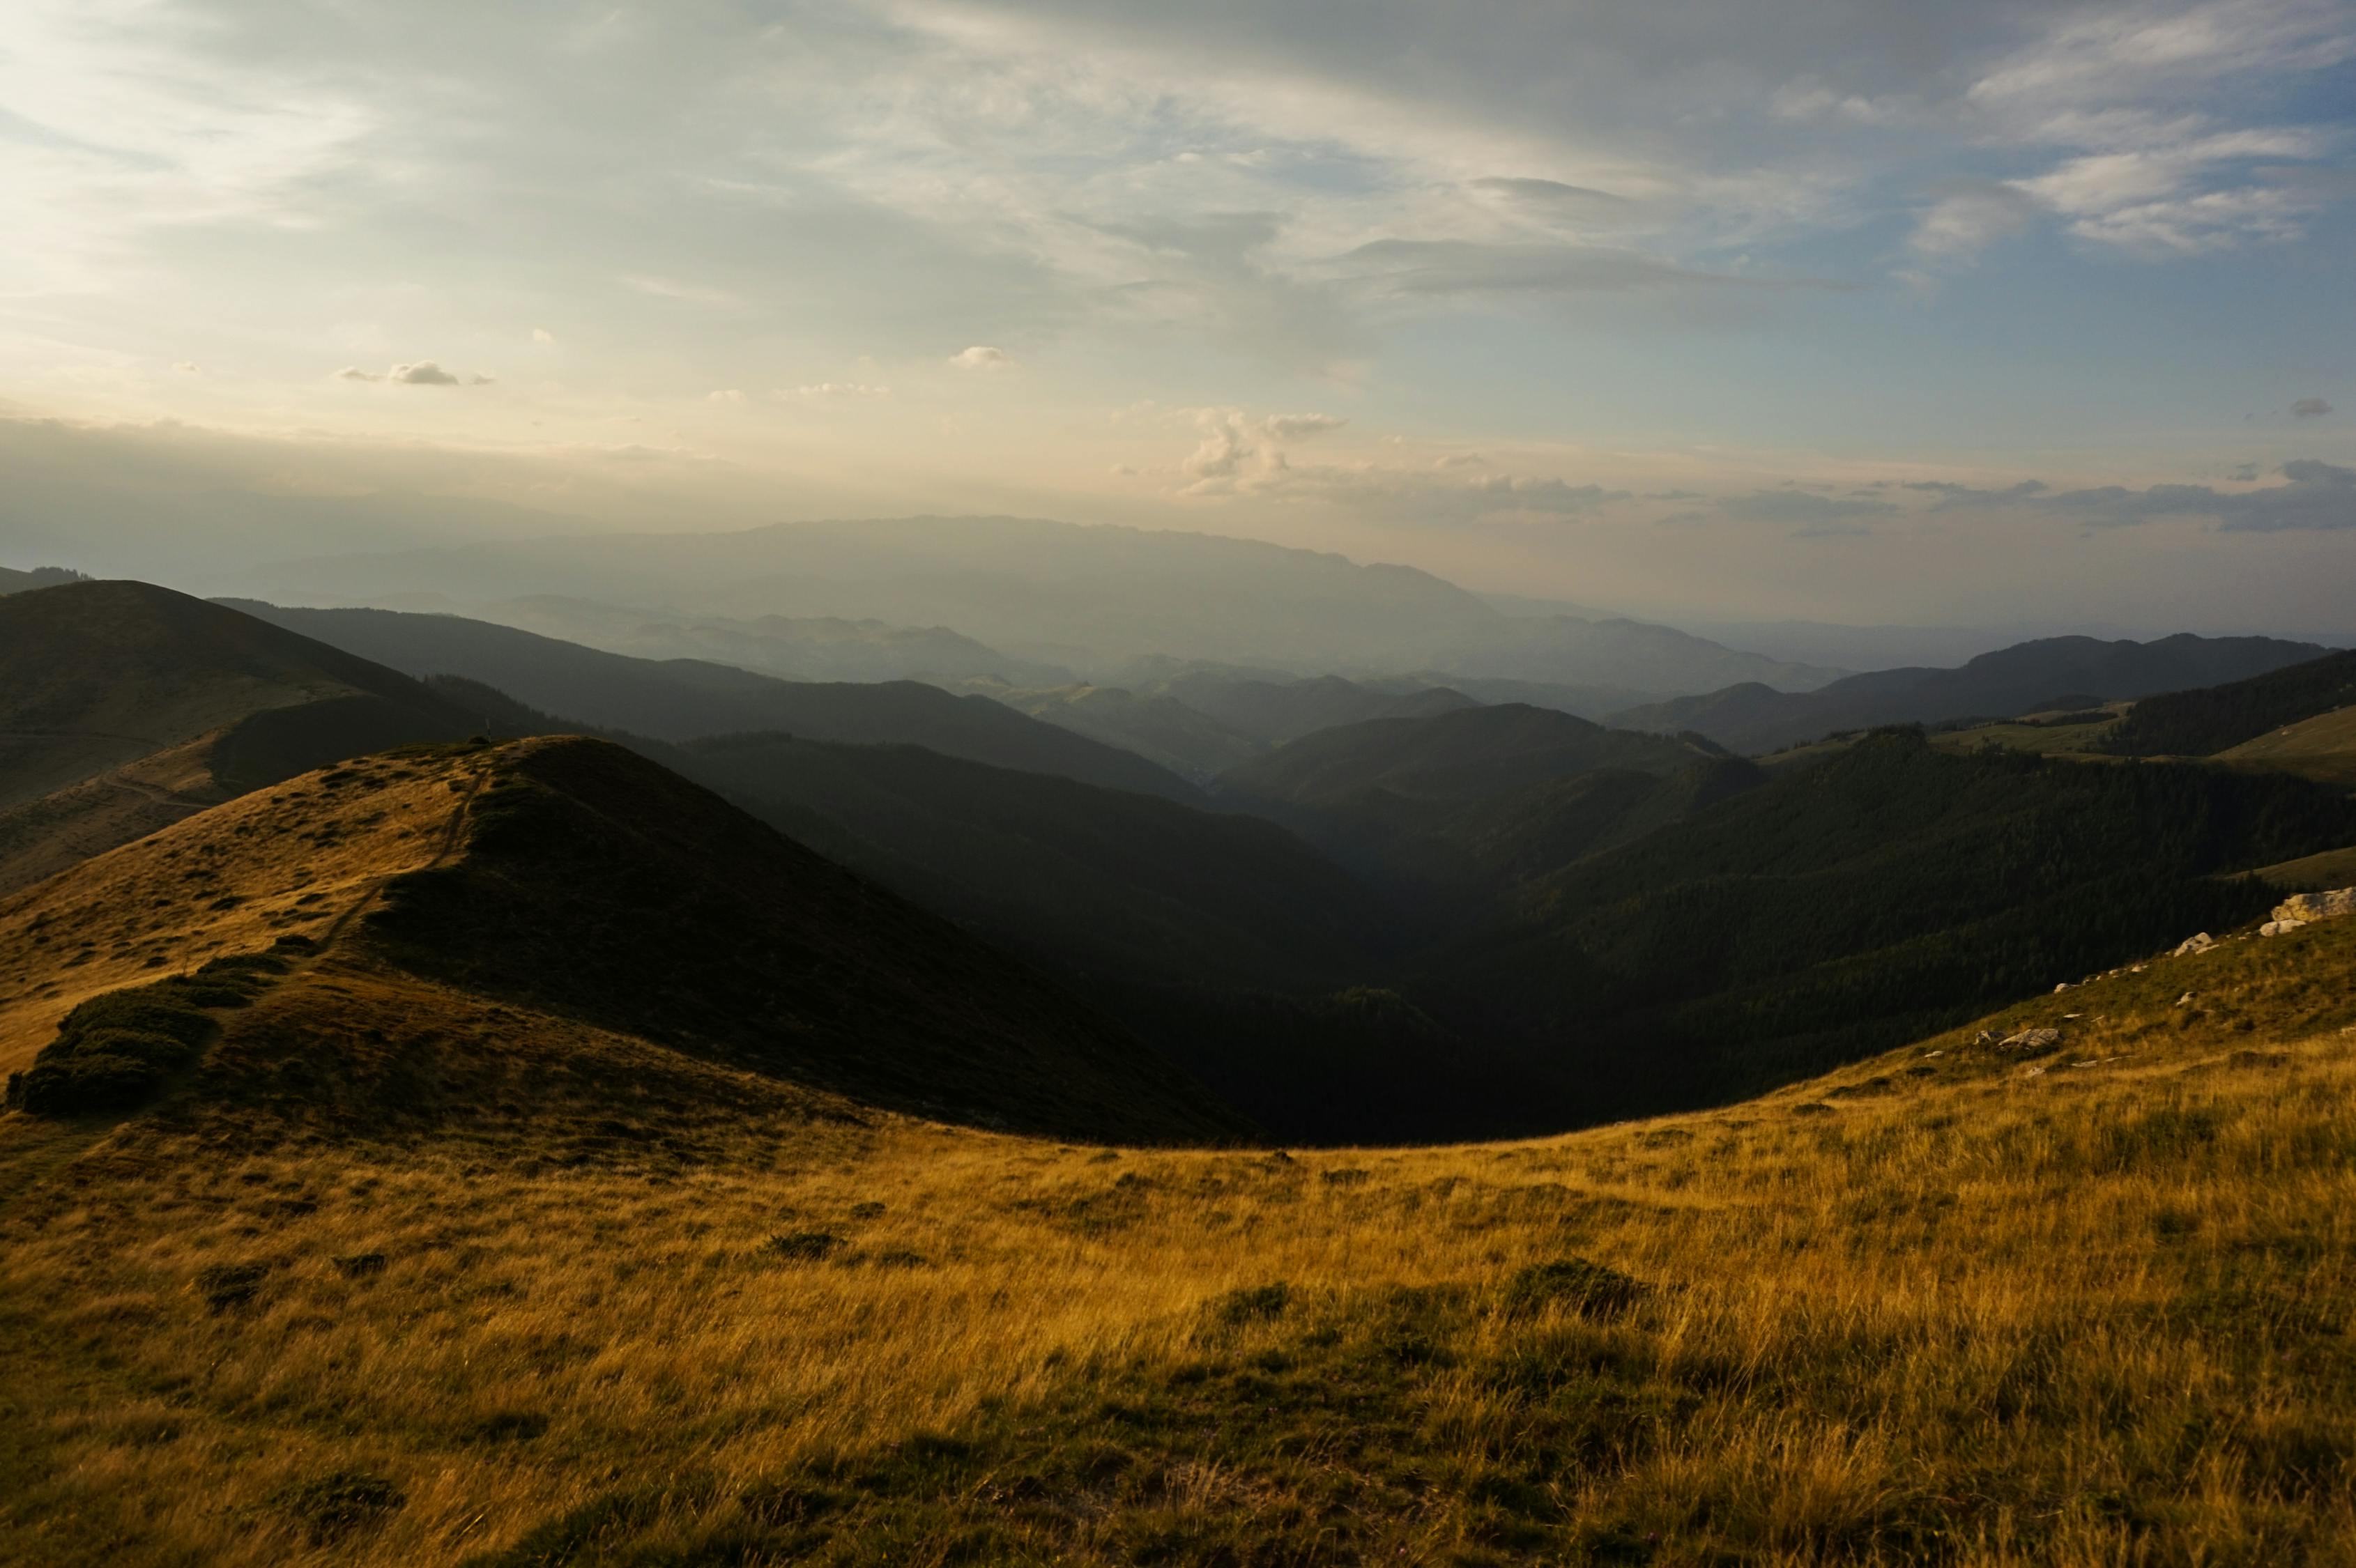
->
3;845;2352;1566
0;735;1244;1147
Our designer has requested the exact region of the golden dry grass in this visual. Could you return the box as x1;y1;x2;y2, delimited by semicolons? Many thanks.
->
0;748;487;1079
4;900;2354;1564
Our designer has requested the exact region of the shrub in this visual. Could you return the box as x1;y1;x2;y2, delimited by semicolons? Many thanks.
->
276;1471;406;1543
1502;1257;1650;1321
765;1231;844;1262
195;1263;270;1313
5;958;289;1116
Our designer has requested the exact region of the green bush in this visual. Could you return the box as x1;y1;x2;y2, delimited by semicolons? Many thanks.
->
4;957;289;1116
1502;1257;1651;1321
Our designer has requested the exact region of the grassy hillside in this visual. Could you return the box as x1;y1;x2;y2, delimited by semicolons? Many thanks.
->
1432;728;2356;1116
0;583;502;893
2099;647;2356;761
1621;633;2327;755
225;602;1200;803
4;877;2352;1563
2215;702;2356;785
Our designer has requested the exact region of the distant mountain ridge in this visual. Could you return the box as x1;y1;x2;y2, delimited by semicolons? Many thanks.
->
220;601;1201;803
256;514;1844;697
1614;633;2329;753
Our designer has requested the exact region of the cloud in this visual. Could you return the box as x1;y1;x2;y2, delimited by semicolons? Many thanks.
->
1467;176;1628;207
622;275;737;306
949;345;1011;370
1645;489;1702;501
2293;397;2333;417
1904;478;2049;509
1908;181;2042;261
784;382;891;399
1260;413;1345;439
335;362;482;386
2231;463;2259;481
1336;240;1850;299
171;361;201;374
1653;509;1710;528
532;328;555;344
1914;460;2356;531
708;389;746;402
1721;491;1902;525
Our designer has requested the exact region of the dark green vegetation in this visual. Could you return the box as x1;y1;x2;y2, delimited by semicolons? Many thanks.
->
224;601;1200;801
361;737;1246;1144
2105;647;2356;758
4;953;287;1114
1430;728;2356;1116
1616;633;2327;755
0;565;86;596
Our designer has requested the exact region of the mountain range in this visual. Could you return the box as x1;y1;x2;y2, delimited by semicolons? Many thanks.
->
255;514;1846;696
1614;632;2330;754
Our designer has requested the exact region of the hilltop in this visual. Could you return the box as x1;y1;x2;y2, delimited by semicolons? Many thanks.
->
1618;633;2328;754
0;736;1239;1146
2105;647;2356;763
3;846;2352;1564
0;582;504;893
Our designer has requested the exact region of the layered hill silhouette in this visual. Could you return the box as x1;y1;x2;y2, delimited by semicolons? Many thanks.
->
473;594;1078;686
0;737;1241;1145
221;601;1199;802
0;582;504;893
1616;633;2328;754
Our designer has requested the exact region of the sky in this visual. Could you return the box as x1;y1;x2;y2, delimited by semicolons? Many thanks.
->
1;0;2353;631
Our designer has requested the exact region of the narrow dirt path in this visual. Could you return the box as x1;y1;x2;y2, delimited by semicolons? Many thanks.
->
0;764;491;1210
307;764;489;960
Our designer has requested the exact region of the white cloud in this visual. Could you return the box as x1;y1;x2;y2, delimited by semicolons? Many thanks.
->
2291;397;2333;417
1908;183;2042;260
783;382;892;399
949;345;1011;369
1260;413;1346;440
171;360;201;374
388;361;461;386
532;328;555;344
621;274;737;306
708;388;746;402
334;367;382;383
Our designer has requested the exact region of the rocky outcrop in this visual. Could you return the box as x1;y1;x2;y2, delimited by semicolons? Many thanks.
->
2262;886;2356;938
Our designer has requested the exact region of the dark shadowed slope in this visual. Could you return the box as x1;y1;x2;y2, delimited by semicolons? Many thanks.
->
672;733;1386;997
1616;633;2328;754
1;737;1246;1145
1221;702;1719;808
1428;728;2356;1119
2104;647;2356;760
0;582;499;893
222;601;1200;801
